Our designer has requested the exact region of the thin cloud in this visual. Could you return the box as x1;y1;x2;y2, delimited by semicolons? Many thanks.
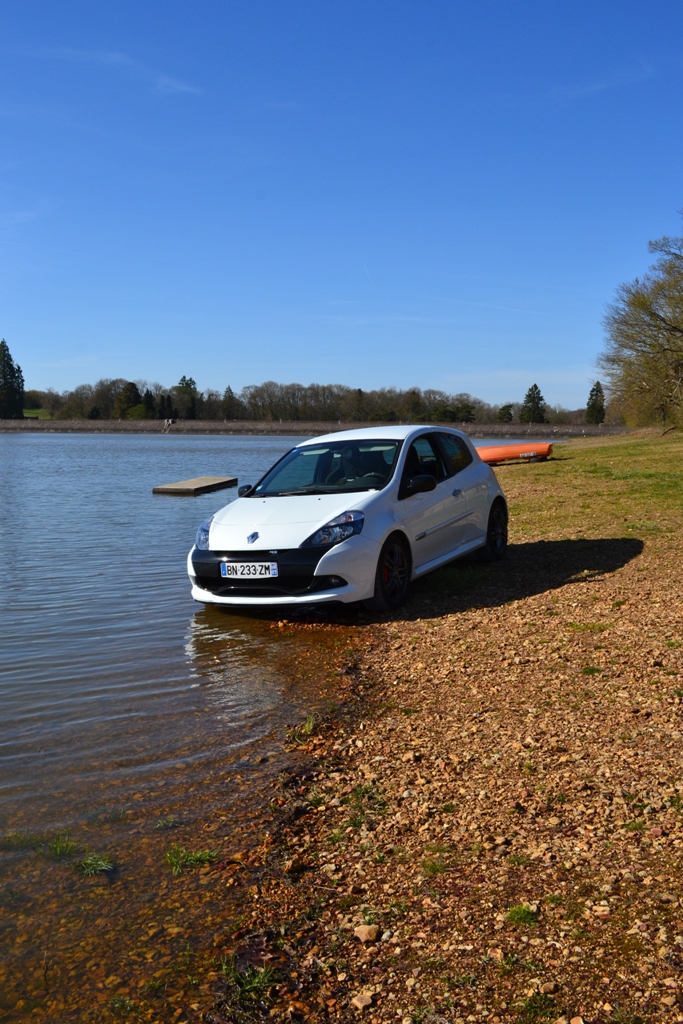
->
27;48;200;95
549;62;655;102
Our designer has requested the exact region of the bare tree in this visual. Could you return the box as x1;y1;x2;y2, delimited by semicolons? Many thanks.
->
600;220;683;424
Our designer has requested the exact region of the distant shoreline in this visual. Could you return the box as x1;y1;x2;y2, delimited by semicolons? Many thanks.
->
0;418;627;438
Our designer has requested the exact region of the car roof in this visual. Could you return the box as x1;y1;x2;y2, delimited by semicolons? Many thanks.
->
297;424;471;446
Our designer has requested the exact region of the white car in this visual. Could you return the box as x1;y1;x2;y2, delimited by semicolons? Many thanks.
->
188;425;507;611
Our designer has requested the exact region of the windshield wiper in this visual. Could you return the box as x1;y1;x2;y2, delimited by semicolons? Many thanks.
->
266;487;336;496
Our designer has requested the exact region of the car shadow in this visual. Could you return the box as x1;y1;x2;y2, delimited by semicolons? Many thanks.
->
209;536;645;626
402;535;645;620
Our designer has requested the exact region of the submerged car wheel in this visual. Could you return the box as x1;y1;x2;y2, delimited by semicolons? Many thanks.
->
481;500;508;561
365;534;411;612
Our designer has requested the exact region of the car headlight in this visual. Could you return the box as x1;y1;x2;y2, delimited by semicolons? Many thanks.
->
303;511;364;547
195;516;214;550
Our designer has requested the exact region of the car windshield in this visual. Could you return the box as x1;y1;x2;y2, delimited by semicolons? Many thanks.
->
251;440;402;497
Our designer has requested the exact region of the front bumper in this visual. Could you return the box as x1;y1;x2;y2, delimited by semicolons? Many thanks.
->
187;536;378;606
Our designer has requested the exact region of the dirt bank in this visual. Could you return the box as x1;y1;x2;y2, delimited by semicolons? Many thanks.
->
0;418;628;439
203;430;683;1024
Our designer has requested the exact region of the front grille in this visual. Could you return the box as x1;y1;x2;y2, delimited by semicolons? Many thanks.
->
194;573;347;597
191;547;346;598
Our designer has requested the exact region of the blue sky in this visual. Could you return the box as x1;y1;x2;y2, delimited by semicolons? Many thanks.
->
2;1;683;407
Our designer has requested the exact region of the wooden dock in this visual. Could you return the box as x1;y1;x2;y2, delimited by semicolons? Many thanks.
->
153;475;238;496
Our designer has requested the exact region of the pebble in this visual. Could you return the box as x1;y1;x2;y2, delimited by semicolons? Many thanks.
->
354;924;380;943
351;992;373;1010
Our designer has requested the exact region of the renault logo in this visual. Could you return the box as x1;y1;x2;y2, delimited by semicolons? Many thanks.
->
247;531;259;544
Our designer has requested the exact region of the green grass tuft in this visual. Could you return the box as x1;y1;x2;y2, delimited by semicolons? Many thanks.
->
421;856;447;876
163;843;217;875
515;991;556;1022
76;850;113;876
506;904;538;927
221;953;277;1003
46;830;76;859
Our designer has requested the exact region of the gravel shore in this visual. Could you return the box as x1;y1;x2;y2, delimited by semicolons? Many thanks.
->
205;431;683;1024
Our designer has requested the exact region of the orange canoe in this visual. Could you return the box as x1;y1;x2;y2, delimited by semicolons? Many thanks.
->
477;442;553;465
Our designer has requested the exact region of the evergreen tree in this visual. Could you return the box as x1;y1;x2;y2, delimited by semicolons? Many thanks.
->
586;381;606;424
519;383;546;424
496;403;514;423
173;375;198;419
0;339;25;418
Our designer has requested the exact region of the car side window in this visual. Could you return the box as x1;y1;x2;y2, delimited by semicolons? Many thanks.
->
401;435;445;485
436;433;473;477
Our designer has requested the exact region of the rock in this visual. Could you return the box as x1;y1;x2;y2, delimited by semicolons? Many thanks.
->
354;924;380;943
570;1017;585;1024
351;992;373;1010
284;855;307;874
661;996;677;1007
381;929;393;942
540;981;557;994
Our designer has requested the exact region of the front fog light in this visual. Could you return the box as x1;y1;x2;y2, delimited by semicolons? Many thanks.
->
303;510;364;547
196;516;214;550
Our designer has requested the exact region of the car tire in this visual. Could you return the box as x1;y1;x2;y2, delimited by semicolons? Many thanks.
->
480;500;508;561
364;534;411;612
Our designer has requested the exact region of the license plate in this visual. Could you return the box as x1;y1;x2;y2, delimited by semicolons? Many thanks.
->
220;561;278;578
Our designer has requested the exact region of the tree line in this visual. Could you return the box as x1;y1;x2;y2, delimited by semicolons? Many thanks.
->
14;371;601;424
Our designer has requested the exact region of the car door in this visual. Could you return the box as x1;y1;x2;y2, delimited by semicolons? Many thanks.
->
435;432;485;544
395;434;468;568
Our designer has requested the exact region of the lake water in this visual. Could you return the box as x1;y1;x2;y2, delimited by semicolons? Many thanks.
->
0;433;346;838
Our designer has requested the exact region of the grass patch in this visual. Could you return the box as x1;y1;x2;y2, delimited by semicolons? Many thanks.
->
582;665;603;675
421;856;447;876
221;954;277;1004
569;621;610;633
515;992;556;1022
441;802;455;813
163;843;217;875
76;850;113;876
624;818;646;832
155;816;179;829
506;904;538;927
46;830;76;859
286;713;316;745
110;996;135;1017
508;854;531;867
0;830;42;851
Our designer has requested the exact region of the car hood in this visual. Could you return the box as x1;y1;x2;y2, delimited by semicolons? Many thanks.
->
209;493;372;551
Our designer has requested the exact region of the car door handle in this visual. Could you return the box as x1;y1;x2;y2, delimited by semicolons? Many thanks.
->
452;488;462;497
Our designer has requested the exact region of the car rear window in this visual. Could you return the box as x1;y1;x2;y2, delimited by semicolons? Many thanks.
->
437;433;473;476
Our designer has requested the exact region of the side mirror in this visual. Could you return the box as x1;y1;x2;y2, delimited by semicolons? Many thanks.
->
238;484;252;497
401;474;437;498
